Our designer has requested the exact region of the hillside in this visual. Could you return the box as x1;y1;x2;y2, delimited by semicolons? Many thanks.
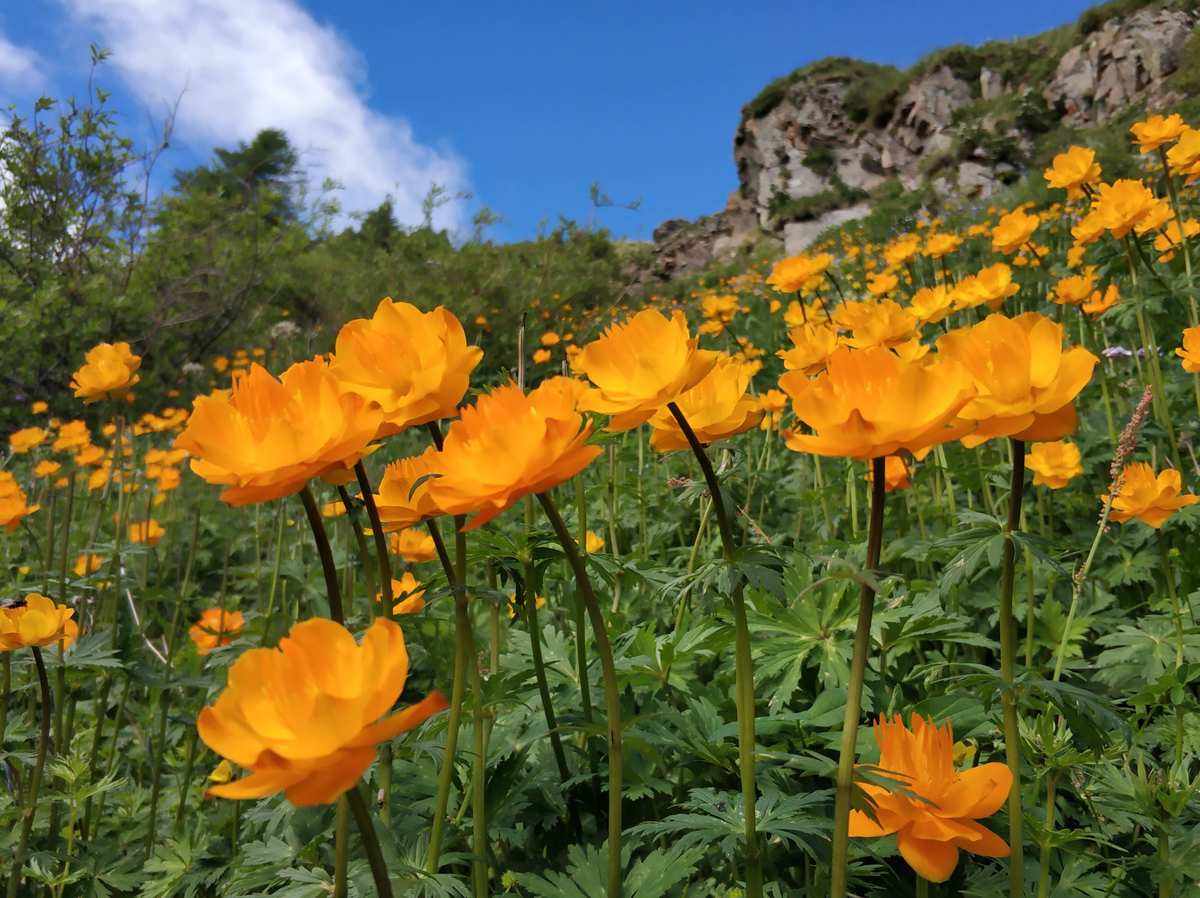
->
644;0;1200;281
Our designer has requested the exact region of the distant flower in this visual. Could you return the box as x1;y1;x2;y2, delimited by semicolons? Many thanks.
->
189;608;245;655
866;455;912;492
756;388;789;431
1092;179;1169;239
1178;326;1200;372
0;472;39;533
8;427;46;454
198;617;446;805
129;519;165;546
1043;146;1102;198
1130;113;1186;153
1081;284;1120;317
1026;441;1083;489
585;530;606;553
778;322;840;375
991;209;1039;254
1103;345;1134;360
389;528;437;563
73;554;104;577
1166;127;1200;181
766;252;833;294
849;713;1011;883
378;572;426;615
70;342;141;404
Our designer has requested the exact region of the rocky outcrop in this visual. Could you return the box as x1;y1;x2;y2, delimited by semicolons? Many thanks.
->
639;1;1199;283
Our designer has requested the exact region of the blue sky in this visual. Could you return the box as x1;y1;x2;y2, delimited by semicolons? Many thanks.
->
0;0;1097;241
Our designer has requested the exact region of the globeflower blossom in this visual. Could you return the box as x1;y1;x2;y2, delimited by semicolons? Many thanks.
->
70;342;142;403
1177;326;1200;372
378;572;426;615
1026;441;1084;489
198;617;447;806
766;252;833;294
572;309;715;430
373;448;444;532
1129;113;1186;153
1043;146;1102;198
390;529;437;563
0;594;78;651
1106;463;1199;528
991;209;1040;254
189;608;245;656
330;299;483;436
0;472;39;533
647;355;762;451
849;713;1011;883
1091;180;1167;239
8;427;46;454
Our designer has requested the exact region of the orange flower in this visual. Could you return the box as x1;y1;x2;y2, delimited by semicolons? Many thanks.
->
129;519;165;546
1091;179;1166;239
374;448;444;531
175;361;382;506
1155;219;1200;263
1166;127;1200;181
909;285;954;325
756;388;789;431
8;427;46;454
867;272;899;296
777;322;840;374
1081;284;1119;316
849;713;1011;882
378;572;425;615
540;331;561;347
648;355;762;451
954;263;1019;311
1106;463;1199;528
571;309;715;431
884;234;921;267
585;530;606;553
866;455;912;492
923;232;961;259
70;342;141;403
1026;441;1083;489
73;554;104;576
429;380;601;530
330;299;482;436
0;472;39;533
991;209;1039;254
30;401;48;414
52;421;90;453
1178;326;1200;372
779;346;974;460
1130;113;1186;153
1051;269;1097;306
1071;208;1107;245
844;300;918;350
197;617;447;806
0;594;77;651
189;608;245;655
33;460;60;479
389;529;437;563
766;252;833;293
937;313;1097;448
1043;146;1102;198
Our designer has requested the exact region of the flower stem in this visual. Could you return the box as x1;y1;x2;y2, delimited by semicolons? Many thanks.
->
917;875;930;898
299;484;344;624
665;402;761;898
354;461;395;617
346;784;394;898
999;439;1027;898
830;456;887;898
537;490;623;898
334;796;349;898
7;646;53;898
1037;772;1058;898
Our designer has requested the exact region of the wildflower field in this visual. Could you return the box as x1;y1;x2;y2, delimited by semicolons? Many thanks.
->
6;107;1200;898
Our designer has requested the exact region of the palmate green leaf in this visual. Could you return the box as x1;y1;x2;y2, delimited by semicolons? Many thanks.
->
515;841;703;898
1094;616;1200;690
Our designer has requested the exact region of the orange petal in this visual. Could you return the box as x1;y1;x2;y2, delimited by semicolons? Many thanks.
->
898;829;960;883
206;765;302;800
849;806;904;837
347;691;450;748
954;819;1010;858
283;747;376;806
938;762;1013;819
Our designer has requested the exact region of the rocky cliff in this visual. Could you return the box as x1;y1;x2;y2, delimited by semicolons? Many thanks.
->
643;0;1199;282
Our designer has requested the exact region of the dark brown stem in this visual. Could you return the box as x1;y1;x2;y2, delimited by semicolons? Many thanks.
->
299;484;344;624
354;461;395;616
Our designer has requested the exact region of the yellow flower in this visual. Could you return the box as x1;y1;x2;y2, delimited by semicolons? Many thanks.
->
0;594;78;651
1043;146;1101;198
129;519;165;546
585;530;606;553
189;608;245;655
783;298;826;328
923;232;961;259
779;346;974;460
867;272;899;296
937;313;1098;448
1155;219;1200;263
756;388;789;431
540;331;561;347
374;448;444;532
954;263;1019;312
648;355;762;451
777;322;840;374
1166;127;1200;180
0;472;39;532
1026;441;1083;489
884;234;921;267
1092;179;1164;238
34;460;61;478
866;455;912;492
1106;463;1199;528
70;342;141;404
1052;269;1097;306
909;285;954;325
1130;113;1186;153
31;401;48;414
849;714;1011;883
766;252;833;293
197;617;447;806
331;298;483;436
389;529;437;563
52;421;90;453
8;427;46;454
73;554;104;576
429;380;602;530
991;209;1040;254
1081;284;1119;317
175;360;382;507
844;300;918;350
532;348;552;364
1177;326;1200;372
378;572;425;615
75;445;105;467
571;310;716;431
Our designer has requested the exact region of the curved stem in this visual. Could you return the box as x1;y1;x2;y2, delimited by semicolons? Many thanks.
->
299;484;344;624
346;784;394;898
338;484;377;607
666;403;761;898
354;462;395;617
537;491;623;898
8;647;53;898
999;439;1027;898
830;456;887;898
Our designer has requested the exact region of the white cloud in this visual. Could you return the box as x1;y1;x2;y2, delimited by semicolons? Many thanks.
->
0;31;42;97
62;0;468;230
